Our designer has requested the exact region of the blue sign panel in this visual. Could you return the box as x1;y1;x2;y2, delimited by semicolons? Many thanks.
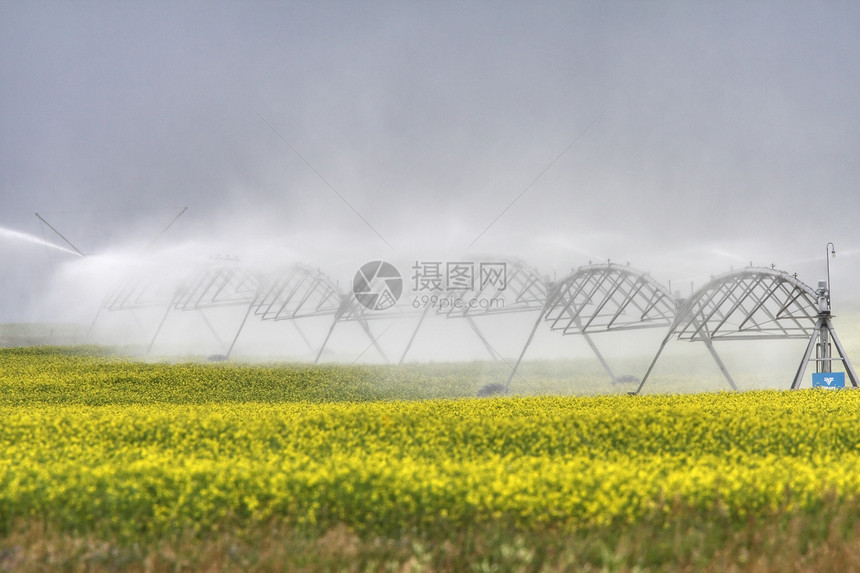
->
812;372;845;389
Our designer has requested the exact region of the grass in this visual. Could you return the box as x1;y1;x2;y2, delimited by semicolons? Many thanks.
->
3;345;860;571
3;507;860;572
0;323;87;348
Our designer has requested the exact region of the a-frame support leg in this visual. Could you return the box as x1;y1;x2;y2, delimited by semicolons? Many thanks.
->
505;309;546;392
225;299;257;359
830;322;859;386
197;309;227;351
85;307;103;342
399;304;432;364
292;321;316;353
633;333;737;394
792;315;859;389
505;286;564;392
146;305;173;355
631;329;673;395
568;316;617;382
701;337;738;391
315;318;339;364
357;318;389;363
465;316;499;360
580;331;617;382
315;297;357;364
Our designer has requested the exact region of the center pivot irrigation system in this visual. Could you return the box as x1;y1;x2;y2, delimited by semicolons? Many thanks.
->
33;213;858;392
505;260;856;393
94;259;385;362
88;256;857;393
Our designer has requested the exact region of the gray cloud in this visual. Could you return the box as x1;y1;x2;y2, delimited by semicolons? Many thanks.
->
2;1;859;323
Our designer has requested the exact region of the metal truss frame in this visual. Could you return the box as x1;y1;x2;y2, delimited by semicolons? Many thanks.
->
632;267;858;394
252;265;342;321
313;295;388;363
101;277;178;312
671;268;819;342
172;264;259;311
92;271;186;344
544;263;677;334
147;260;261;356
222;264;386;364
506;263;678;390
249;264;388;363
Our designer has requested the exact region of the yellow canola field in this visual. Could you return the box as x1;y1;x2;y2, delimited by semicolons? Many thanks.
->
2;389;860;540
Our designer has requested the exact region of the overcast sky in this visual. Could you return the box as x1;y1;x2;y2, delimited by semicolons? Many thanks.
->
2;1;859;322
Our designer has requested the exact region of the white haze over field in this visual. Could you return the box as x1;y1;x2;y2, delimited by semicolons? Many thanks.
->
2;2;859;375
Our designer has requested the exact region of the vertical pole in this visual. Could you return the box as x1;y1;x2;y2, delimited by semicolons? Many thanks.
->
827;261;832;305
819;322;831;374
814;279;831;376
791;316;823;389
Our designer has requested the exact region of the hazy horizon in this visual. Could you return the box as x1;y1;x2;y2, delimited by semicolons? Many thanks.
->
2;2;859;368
